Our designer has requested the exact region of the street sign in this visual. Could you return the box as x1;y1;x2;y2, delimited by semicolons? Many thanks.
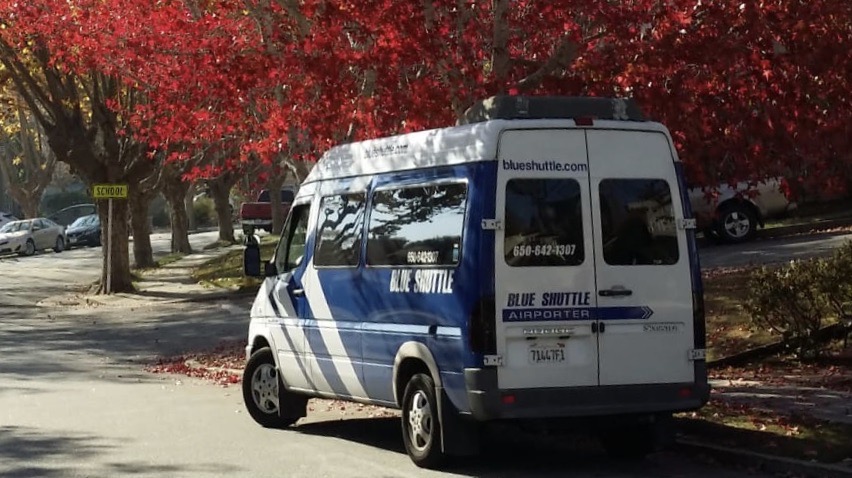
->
92;184;128;199
91;184;128;294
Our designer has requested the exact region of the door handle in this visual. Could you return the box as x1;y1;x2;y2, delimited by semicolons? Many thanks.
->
291;288;305;297
599;288;633;297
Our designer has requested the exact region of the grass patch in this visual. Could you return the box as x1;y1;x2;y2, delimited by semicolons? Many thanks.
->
704;267;779;361
676;399;852;464
192;236;278;290
155;252;186;268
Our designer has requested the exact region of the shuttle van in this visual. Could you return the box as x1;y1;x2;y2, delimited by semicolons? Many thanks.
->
241;96;710;468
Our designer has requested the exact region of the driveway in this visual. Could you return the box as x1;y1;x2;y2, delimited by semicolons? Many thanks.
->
699;231;852;269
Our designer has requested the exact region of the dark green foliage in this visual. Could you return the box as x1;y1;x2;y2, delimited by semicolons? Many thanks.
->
746;242;852;360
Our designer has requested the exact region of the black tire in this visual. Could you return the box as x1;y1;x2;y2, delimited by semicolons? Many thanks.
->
716;202;757;244
54;237;65;253
23;239;35;256
600;423;656;460
242;347;298;429
401;373;445;469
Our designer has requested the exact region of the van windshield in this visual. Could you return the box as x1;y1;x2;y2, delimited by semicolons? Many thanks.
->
504;178;584;267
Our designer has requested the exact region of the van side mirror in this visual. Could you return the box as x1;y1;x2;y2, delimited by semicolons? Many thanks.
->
244;243;279;278
244;243;262;277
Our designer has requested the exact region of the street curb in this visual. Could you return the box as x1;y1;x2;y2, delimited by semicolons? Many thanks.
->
174;289;258;303
759;217;852;240
675;438;852;478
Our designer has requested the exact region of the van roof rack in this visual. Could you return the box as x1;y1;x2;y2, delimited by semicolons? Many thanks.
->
458;95;646;125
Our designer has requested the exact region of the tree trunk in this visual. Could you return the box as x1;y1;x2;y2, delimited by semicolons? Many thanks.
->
185;182;197;232
19;195;40;219
268;174;285;236
164;187;192;254
97;199;134;293
208;175;236;243
128;188;155;268
168;197;192;253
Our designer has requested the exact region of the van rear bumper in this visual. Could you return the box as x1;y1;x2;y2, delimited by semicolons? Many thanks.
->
464;368;710;421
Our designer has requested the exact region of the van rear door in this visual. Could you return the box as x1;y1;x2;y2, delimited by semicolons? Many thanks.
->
494;129;598;389
587;130;695;385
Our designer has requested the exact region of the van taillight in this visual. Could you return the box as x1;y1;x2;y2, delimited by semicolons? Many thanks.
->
469;296;496;354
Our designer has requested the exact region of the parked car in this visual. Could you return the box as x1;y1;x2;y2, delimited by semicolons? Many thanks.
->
65;214;101;248
48;203;97;227
0;211;18;229
688;178;796;243
0;218;67;256
239;186;297;233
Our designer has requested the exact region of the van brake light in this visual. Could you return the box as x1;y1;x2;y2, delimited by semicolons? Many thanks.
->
574;117;594;126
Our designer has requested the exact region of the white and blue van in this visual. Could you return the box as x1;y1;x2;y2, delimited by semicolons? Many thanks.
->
241;96;709;468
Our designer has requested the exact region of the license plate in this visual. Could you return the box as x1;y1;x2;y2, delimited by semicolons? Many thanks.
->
529;343;566;364
69;238;77;244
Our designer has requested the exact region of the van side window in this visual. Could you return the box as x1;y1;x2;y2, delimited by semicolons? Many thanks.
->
274;203;311;273
367;183;467;266
314;193;366;267
599;179;679;265
504;178;585;267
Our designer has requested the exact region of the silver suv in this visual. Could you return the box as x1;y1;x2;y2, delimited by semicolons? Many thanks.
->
689;177;796;243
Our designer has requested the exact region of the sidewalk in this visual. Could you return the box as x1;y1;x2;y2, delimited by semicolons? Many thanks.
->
39;244;250;310
709;376;852;426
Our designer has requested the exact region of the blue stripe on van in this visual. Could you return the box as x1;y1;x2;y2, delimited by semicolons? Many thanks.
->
674;162;706;350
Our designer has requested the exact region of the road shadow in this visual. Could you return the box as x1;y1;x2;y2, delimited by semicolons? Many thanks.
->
294;417;708;477
0;425;243;477
0;300;248;382
0;425;112;477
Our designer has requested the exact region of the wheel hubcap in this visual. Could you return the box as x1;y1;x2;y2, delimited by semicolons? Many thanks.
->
250;364;279;414
724;212;751;238
407;390;433;452
26;242;34;254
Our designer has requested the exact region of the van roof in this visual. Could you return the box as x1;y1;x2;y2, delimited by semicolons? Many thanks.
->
304;117;672;185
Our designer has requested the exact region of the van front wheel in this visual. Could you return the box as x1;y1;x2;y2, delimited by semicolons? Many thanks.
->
401;373;445;468
242;347;297;429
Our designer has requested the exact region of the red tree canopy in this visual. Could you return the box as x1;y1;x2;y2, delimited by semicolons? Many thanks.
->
1;0;848;193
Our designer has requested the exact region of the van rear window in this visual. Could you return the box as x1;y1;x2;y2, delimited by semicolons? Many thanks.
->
599;179;679;265
367;183;467;266
504;179;585;267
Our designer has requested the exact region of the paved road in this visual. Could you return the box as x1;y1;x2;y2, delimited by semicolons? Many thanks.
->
699;231;852;269
0;233;777;476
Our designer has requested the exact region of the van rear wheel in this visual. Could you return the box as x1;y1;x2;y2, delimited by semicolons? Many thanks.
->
242;347;298;429
401;373;445;468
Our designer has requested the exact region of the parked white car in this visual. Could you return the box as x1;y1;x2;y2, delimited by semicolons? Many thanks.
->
0;211;17;229
689;178;796;243
0;218;67;256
